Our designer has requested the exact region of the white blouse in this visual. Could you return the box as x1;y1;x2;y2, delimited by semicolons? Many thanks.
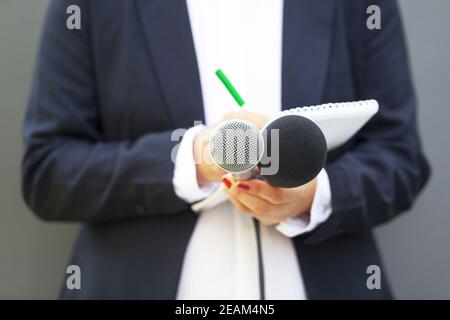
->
174;0;332;300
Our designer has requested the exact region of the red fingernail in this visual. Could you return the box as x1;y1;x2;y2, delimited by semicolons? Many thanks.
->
237;183;250;190
222;177;232;188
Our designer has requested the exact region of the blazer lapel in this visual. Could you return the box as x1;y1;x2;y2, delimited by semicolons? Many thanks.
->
282;0;336;110
135;0;205;127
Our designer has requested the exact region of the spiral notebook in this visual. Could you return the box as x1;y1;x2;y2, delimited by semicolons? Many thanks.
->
191;99;379;212
279;99;379;151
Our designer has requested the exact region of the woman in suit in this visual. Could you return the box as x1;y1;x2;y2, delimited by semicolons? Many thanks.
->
22;0;429;299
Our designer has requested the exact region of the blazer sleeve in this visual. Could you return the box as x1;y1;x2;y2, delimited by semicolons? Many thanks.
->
300;0;431;244
22;0;189;223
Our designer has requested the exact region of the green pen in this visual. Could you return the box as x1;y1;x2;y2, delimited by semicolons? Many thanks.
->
215;69;245;107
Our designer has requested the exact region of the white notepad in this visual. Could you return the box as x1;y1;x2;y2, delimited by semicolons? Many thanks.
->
279;99;379;150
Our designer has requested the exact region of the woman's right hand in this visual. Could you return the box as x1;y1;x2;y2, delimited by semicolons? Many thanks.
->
193;110;269;186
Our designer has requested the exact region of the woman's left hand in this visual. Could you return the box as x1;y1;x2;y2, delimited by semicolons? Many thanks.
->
222;173;317;225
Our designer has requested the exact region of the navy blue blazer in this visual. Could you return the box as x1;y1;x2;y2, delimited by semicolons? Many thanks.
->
22;0;430;299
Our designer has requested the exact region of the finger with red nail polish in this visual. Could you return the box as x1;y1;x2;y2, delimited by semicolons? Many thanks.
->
222;177;232;188
237;183;250;191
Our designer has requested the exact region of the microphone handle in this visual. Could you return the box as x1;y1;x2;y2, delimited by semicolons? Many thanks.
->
231;167;258;181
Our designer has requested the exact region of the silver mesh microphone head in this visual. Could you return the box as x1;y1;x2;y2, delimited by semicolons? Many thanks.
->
209;120;264;174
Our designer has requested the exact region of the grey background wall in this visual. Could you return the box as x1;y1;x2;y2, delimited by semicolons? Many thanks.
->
0;0;448;299
0;0;76;299
375;0;450;299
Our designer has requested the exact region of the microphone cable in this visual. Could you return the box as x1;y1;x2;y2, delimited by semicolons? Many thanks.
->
253;218;265;300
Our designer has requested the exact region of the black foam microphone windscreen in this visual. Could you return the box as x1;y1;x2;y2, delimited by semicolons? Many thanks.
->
259;115;327;188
